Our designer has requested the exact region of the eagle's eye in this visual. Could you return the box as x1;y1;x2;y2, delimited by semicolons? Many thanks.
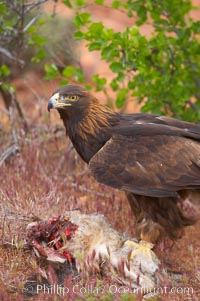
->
68;95;78;101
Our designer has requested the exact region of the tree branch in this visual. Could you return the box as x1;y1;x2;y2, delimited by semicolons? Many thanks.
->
0;144;19;166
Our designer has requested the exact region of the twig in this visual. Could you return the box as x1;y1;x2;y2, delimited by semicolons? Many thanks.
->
25;0;49;14
23;15;38;33
0;106;21;166
0;47;24;64
0;143;19;166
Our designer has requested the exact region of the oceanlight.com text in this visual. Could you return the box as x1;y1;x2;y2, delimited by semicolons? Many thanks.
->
24;283;195;297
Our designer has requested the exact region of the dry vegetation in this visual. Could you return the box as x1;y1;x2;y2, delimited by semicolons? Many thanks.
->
0;79;199;301
0;0;200;299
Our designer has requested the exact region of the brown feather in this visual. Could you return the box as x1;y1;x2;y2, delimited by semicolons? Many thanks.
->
78;102;116;141
49;85;200;242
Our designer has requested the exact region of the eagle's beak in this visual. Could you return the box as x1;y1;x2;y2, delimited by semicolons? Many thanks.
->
47;93;72;111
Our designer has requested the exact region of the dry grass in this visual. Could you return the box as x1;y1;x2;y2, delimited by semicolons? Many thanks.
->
0;92;199;301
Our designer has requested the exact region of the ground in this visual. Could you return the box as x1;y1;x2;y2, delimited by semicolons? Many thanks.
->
0;91;199;300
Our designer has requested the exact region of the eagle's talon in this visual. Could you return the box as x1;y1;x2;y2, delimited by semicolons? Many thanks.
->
125;240;155;260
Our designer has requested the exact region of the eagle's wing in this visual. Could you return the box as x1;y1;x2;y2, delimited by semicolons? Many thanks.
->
89;131;200;197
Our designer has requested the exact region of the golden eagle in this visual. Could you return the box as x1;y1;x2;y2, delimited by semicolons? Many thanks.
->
48;84;199;244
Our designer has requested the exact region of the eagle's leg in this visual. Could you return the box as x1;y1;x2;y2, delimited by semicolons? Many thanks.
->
124;193;161;261
126;192;196;244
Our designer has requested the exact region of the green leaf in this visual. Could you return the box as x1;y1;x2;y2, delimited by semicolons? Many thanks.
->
85;84;92;91
129;26;139;36
62;66;76;78
116;88;128;108
0;64;10;77
28;34;47;47
75;0;86;7
95;0;104;4
110;61;123;73
110;79;119;91
1;82;15;93
89;22;104;35
73;13;91;28
88;41;102;51
37;49;46;60
62;0;72;8
128;81;135;89
138;5;147;19
116;72;125;83
0;4;6;14
101;45;119;61
59;80;69;86
75;68;85;82
73;31;85;40
191;21;200;34
112;0;120;9
92;74;107;91
44;64;59;80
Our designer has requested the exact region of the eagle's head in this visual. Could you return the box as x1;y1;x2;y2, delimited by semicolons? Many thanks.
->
47;84;117;162
47;84;96;115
